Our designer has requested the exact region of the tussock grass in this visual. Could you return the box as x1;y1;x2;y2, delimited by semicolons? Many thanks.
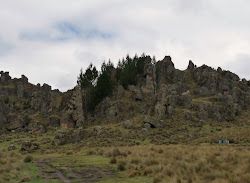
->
99;145;250;183
0;151;30;182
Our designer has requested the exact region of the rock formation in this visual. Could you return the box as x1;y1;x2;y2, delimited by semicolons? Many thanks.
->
0;54;249;138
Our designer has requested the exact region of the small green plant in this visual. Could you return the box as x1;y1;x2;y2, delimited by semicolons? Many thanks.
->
4;97;9;104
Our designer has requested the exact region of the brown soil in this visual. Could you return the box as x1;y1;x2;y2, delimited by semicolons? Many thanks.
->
35;159;115;183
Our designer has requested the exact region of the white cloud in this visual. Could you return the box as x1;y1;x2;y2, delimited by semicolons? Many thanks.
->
0;0;250;91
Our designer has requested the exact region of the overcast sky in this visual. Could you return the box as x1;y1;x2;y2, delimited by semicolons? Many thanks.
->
0;0;249;91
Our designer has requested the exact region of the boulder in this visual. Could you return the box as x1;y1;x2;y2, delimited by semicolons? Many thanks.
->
53;130;71;146
71;128;87;143
8;144;16;151
93;126;102;136
143;116;161;128
6;116;25;131
144;123;151;129
116;85;125;98
142;128;148;134
128;85;143;101
27;122;46;134
123;120;132;129
21;141;40;151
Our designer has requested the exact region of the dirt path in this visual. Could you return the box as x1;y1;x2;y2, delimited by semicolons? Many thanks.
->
35;158;115;183
36;159;72;183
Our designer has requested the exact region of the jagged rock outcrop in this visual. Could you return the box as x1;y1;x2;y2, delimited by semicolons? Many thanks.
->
156;56;175;86
60;86;85;129
187;60;195;71
0;71;11;83
0;72;63;133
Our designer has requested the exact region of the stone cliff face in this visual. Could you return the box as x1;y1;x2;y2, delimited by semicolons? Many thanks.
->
93;56;250;126
0;72;62;133
0;55;250;134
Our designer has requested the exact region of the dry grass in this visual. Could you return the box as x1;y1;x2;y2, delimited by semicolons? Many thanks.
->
99;145;250;183
0;151;27;182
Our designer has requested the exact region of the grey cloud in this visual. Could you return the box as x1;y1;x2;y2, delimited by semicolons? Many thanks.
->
0;38;13;56
0;0;250;91
223;54;250;80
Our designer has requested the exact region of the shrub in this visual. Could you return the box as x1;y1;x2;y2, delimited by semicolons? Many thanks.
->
24;155;33;163
117;161;126;171
4;98;9;104
112;148;121;157
128;170;140;177
87;150;95;155
110;157;117;164
153;177;161;183
158;149;163;154
66;151;73;155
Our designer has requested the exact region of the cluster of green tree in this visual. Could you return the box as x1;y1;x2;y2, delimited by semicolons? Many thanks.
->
77;53;154;114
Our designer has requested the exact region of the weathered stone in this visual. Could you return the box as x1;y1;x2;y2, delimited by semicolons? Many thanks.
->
8;144;16;151
184;111;192;120
53;130;71;146
197;103;209;120
0;72;11;83
217;67;223;74
156;56;175;86
61;86;84;128
93;126;102;136
143;116;161;128
142;128;148;134
6;116;25;131
21;75;28;84
194;87;211;96
211;105;222;121
71;128;87;143
27;122;46;134
179;95;192;109
187;60;195;71
41;83;51;91
94;97;117;121
116;85;125;98
16;82;24;97
21;141;40;151
154;102;166;118
49;116;61;127
142;61;156;94
144;123;151;129
123;120;132;129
